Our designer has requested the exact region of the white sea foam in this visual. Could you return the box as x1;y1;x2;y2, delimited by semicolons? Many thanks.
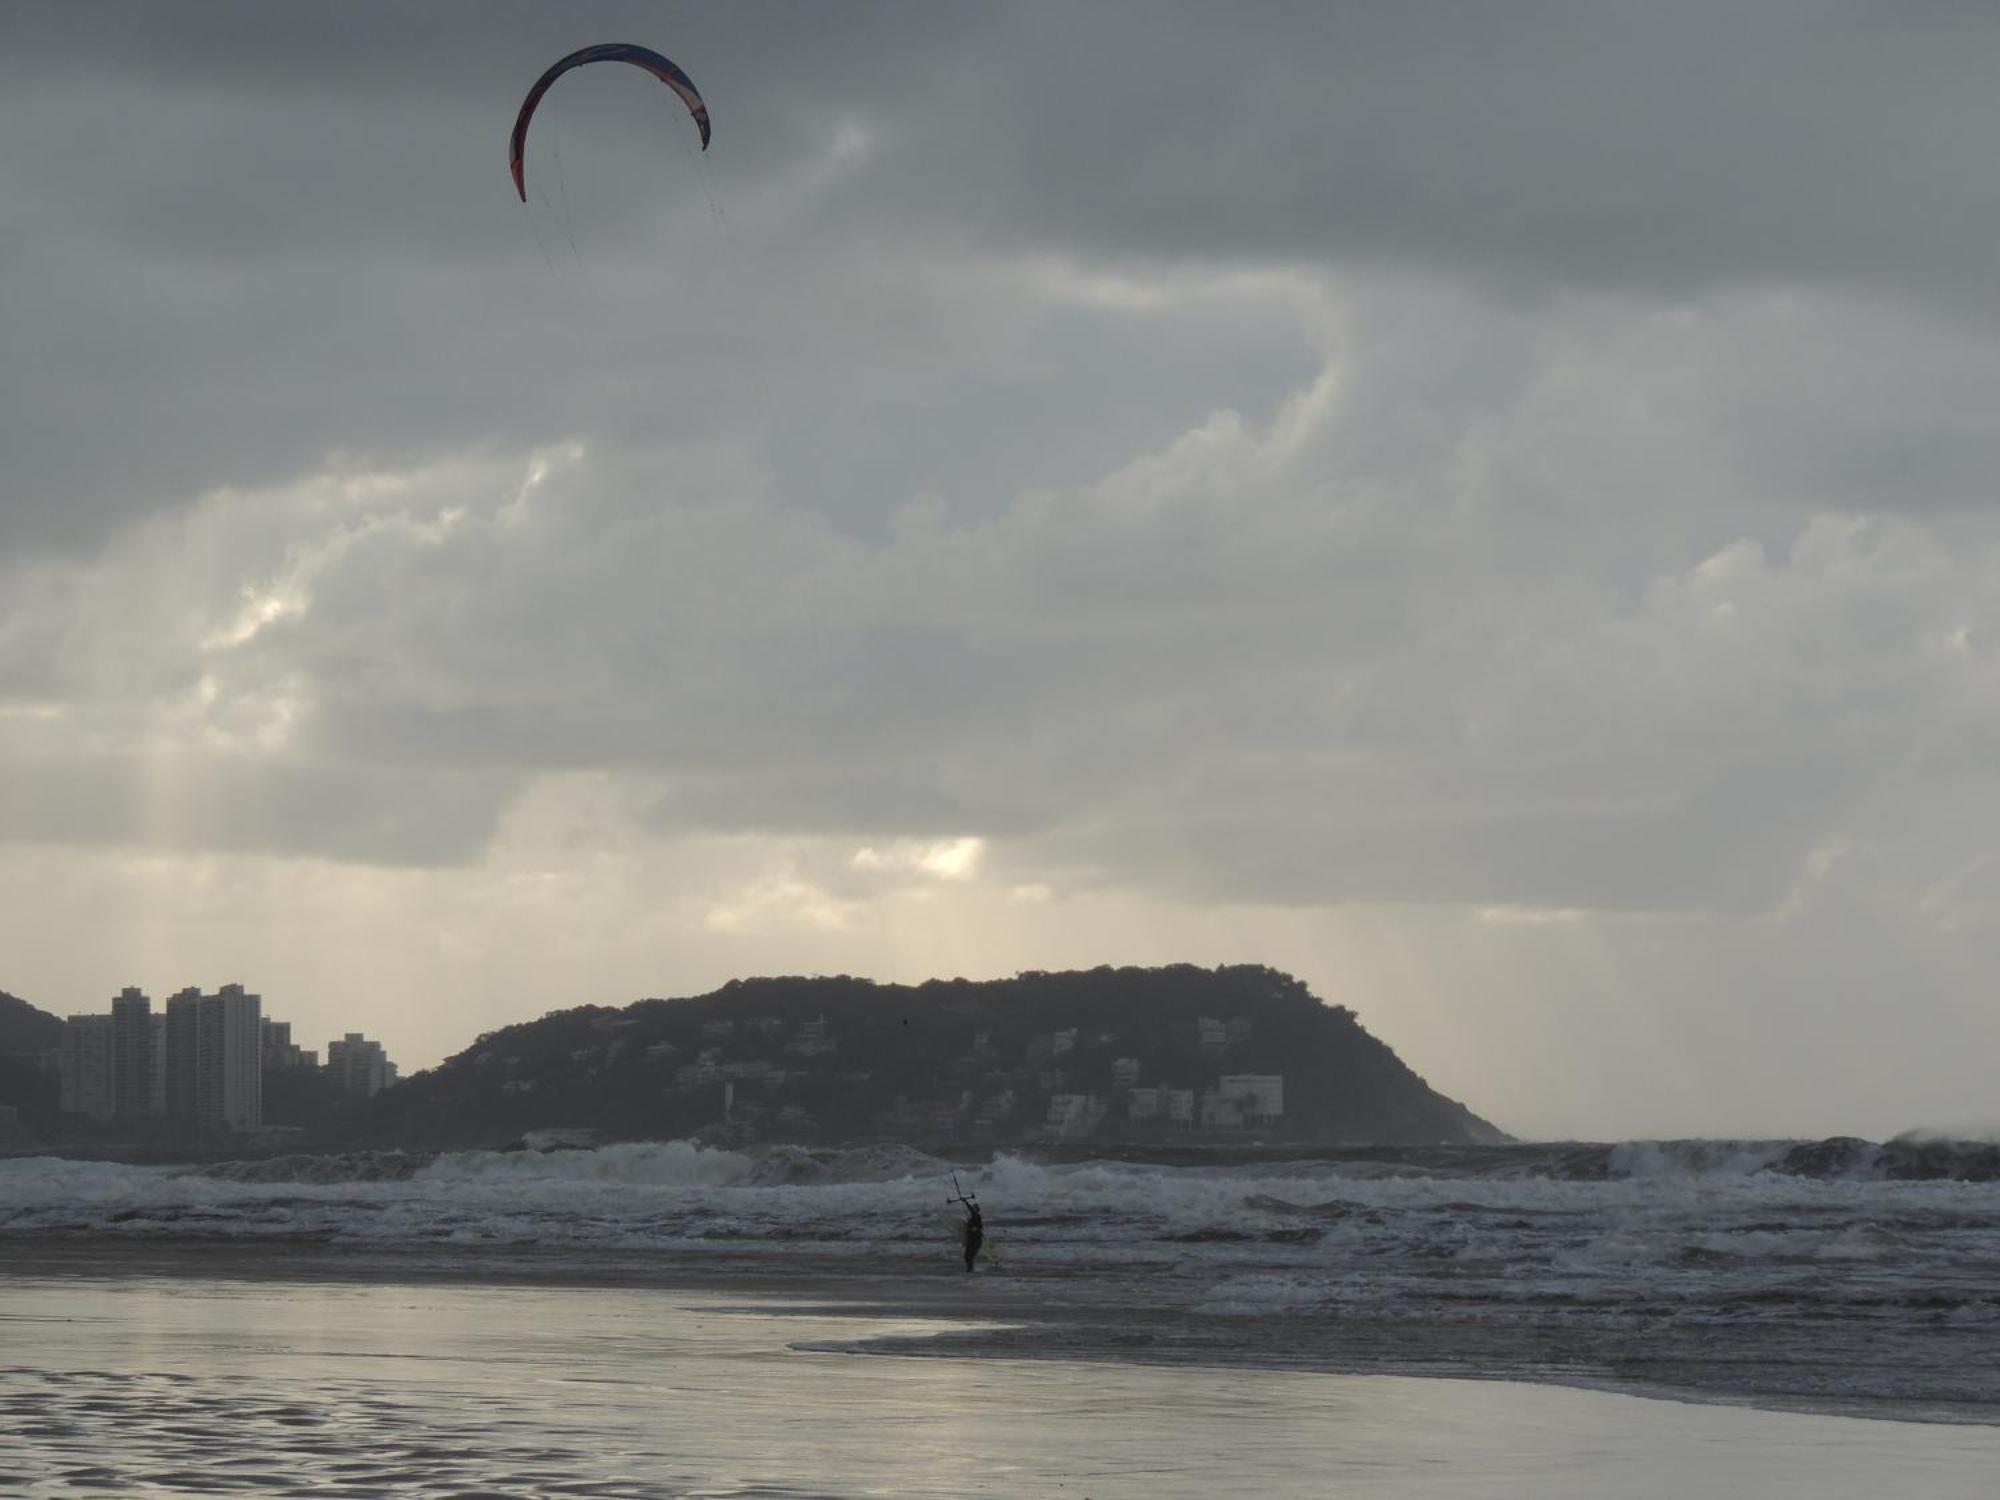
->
4;1138;1998;1414
1193;1273;1332;1316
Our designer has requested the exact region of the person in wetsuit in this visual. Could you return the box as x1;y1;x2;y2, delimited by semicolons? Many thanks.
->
958;1195;983;1272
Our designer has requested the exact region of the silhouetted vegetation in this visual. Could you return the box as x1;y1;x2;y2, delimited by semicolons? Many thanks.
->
0;990;62;1131
356;965;1505;1150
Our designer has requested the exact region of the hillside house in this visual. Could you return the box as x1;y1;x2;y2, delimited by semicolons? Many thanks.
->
1043;1092;1106;1140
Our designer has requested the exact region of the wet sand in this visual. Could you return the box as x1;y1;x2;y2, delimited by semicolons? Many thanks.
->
6;1235;1993;1426
3;1246;1998;1496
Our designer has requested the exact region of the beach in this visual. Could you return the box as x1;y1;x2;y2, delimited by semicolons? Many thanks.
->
5;1250;1999;1498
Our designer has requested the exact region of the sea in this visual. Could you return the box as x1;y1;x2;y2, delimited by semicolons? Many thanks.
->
3;1136;1997;1496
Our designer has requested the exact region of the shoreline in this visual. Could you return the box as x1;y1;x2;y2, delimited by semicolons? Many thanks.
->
7;1234;1996;1430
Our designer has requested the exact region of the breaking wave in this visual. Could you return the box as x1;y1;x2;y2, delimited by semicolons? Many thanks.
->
6;1132;1999;1416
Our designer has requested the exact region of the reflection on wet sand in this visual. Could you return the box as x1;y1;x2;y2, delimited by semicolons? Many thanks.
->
4;1274;1999;1498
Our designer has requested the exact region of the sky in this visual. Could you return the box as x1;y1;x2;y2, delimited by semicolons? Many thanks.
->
4;2;1999;1141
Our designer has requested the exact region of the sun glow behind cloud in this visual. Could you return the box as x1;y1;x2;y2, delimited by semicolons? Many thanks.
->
851;836;984;882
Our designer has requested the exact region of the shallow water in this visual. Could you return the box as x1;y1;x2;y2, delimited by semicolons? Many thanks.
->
3;1274;1998;1498
5;1139;1998;1419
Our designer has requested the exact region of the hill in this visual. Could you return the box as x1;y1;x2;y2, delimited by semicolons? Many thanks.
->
0;989;62;1053
363;964;1506;1150
0;989;63;1127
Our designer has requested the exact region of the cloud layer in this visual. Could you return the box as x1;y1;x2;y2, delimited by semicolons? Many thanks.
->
5;3;2000;1136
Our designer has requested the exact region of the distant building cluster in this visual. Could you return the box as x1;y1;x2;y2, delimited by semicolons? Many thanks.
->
629;1004;1290;1146
1023;1016;1284;1141
58;984;398;1133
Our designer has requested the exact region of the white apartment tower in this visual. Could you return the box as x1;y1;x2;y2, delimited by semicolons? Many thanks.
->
59;1014;114;1121
327;1033;397;1098
164;984;263;1131
109;986;157;1121
261;1018;317;1071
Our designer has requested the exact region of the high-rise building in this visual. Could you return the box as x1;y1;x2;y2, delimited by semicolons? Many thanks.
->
59;1014;114;1121
162;986;202;1122
109;987;156;1121
164;984;263;1131
261;1018;317;1071
326;1033;397;1098
150;1014;166;1115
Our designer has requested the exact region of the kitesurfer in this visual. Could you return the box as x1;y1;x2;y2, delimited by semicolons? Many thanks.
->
947;1175;984;1272
961;1198;984;1273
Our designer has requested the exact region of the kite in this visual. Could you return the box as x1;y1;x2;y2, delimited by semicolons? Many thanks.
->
509;43;710;202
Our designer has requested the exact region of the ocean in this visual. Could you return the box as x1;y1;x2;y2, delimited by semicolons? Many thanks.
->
3;1138;1996;1494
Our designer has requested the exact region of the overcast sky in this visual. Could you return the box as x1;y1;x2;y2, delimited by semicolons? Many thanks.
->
5;2;1999;1139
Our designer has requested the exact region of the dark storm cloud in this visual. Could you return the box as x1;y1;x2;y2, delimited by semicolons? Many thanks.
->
7;1;2000;555
6;0;2000;918
72;0;1985;307
0;1;973;550
954;4;2000;299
